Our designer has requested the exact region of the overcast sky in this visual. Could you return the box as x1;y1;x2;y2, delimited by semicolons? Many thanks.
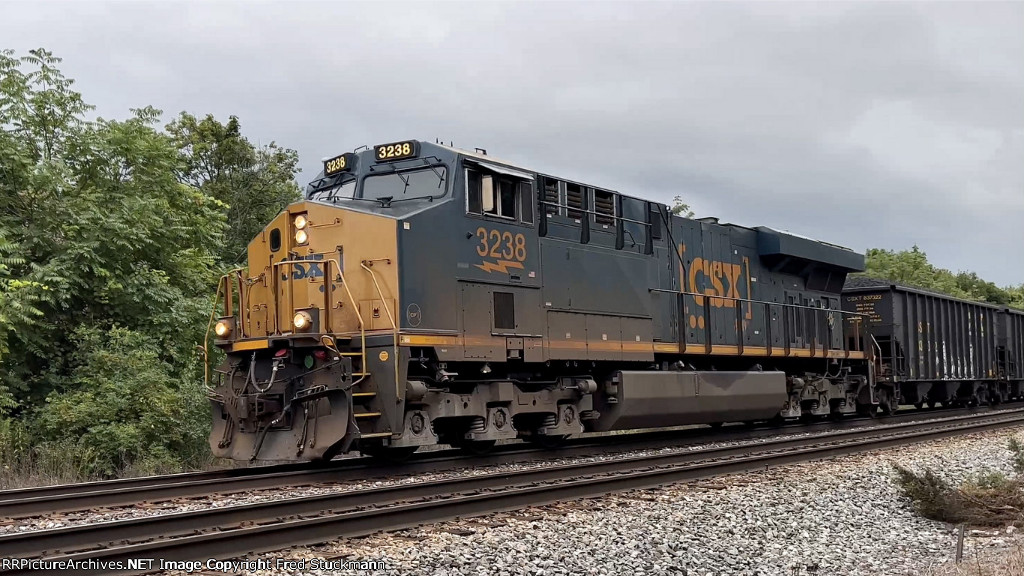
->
3;1;1022;285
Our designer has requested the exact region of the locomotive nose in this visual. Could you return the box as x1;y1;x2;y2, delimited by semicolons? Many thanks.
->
207;200;401;461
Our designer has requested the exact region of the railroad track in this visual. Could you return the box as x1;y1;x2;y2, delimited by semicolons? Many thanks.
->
0;405;1003;518
2;408;1022;576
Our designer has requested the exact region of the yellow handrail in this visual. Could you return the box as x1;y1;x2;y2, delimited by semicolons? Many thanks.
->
272;257;369;390
203;268;246;390
361;259;400;400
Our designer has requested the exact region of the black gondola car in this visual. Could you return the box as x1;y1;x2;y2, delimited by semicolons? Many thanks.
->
998;307;1024;385
842;279;1020;406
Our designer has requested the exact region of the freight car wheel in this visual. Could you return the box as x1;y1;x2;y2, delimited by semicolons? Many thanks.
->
914;402;924;409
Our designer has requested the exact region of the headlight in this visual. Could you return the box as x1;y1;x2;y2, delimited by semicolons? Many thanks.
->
214;319;232;338
295;229;308;245
293;310;313;331
294;214;308;230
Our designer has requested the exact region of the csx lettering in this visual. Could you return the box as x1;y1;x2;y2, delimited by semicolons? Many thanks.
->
292;262;324;280
475;227;527;262
687;257;746;310
281;255;326;281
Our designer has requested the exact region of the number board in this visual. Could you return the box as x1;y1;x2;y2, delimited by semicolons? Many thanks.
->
323;153;356;176
374;140;419;162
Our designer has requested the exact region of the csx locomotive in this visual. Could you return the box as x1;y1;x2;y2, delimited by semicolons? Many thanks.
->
206;139;1024;462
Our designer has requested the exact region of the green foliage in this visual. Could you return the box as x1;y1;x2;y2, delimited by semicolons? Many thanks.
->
892;464;962;522
35;327;208;475
893;439;1024;528
0;49;300;480
859;246;1023;310
1010;437;1024;475
167;112;301;264
670;195;695;218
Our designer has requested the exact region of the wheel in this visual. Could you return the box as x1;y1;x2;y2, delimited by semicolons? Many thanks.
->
927;400;937;409
708;422;724;429
913;402;924;410
856;402;876;418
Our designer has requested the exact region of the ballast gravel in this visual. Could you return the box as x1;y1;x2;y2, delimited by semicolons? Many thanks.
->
0;412;984;535
242;426;1024;576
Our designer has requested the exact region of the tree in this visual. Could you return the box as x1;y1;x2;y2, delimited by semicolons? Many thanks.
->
1;49;304;477
670;195;695;218
167;113;301;264
858;246;1021;310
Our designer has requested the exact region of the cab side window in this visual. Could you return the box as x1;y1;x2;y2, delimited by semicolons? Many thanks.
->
466;167;534;225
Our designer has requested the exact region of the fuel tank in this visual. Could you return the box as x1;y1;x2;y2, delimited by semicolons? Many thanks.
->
591;370;786;431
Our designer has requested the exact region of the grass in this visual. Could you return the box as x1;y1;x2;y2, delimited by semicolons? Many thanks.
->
0;417;235;489
924;539;1024;576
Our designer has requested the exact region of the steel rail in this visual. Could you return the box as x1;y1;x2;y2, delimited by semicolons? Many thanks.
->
0;405;1018;519
2;409;1022;576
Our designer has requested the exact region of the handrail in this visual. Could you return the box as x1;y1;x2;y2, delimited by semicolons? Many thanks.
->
272;257;369;389
650;287;872;318
204;268;246;389
361;258;400;401
653;287;868;357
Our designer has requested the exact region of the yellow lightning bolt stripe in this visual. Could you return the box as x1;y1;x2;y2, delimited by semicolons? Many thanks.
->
475;260;526;274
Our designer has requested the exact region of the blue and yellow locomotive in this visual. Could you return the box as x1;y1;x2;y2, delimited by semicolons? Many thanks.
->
207;139;877;462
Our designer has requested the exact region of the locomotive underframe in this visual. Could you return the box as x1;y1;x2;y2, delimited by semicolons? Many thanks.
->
209;336;882;461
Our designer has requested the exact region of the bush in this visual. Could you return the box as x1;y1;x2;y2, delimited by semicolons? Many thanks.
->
0;418;103;489
893;437;1024;528
33;326;211;477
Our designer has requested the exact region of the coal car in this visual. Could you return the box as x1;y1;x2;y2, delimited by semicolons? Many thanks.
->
842;279;1024;407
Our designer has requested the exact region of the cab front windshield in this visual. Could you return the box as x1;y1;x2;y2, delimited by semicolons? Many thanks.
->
362;166;447;202
309;165;447;205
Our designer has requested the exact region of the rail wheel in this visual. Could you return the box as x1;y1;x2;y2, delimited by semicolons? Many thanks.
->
927;400;937;409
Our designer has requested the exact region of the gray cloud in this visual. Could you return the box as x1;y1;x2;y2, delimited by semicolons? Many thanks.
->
3;0;1021;284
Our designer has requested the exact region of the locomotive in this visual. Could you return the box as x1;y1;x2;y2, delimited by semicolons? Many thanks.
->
205;139;1023;462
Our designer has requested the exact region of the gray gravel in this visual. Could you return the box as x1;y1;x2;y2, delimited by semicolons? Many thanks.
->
0;412;989;535
248;426;1024;576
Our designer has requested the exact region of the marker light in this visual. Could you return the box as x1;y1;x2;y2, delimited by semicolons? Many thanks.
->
295;229;309;245
294;214;308;230
293;310;313;331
